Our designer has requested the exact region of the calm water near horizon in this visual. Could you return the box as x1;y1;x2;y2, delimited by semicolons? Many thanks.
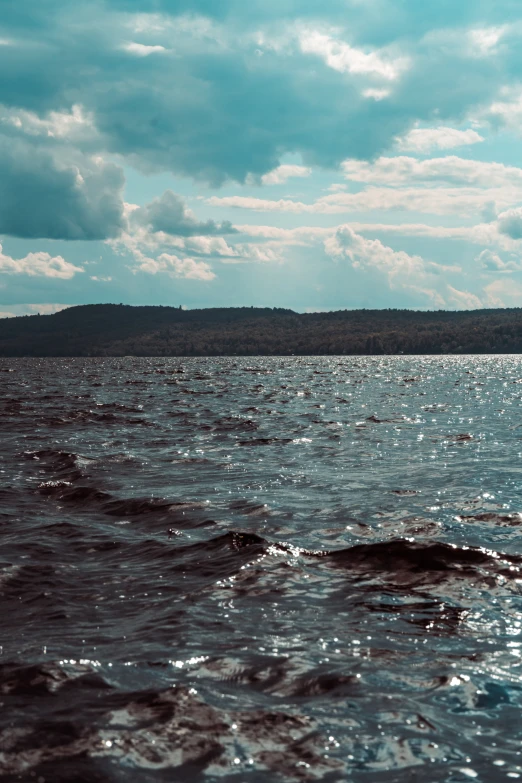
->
2;355;522;782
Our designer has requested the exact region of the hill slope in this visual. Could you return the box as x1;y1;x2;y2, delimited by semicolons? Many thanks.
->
1;304;522;356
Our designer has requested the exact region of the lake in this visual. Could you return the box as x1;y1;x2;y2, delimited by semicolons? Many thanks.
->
2;356;522;782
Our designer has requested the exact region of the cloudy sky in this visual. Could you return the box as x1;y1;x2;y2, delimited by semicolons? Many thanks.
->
4;0;522;315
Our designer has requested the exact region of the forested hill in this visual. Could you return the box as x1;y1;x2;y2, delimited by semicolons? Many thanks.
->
2;304;522;356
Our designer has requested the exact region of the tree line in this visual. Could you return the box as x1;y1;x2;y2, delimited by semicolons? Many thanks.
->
1;304;522;356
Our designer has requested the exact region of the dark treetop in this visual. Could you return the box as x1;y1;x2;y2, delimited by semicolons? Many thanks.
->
2;304;522;356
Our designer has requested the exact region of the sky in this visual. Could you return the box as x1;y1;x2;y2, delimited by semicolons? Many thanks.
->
4;2;522;315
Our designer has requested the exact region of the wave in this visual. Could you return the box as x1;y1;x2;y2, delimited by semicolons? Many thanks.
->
0;663;346;781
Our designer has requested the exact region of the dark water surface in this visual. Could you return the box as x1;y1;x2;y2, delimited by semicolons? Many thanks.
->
2;356;522;782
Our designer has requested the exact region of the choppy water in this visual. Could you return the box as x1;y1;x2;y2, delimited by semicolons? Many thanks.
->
2;356;522;782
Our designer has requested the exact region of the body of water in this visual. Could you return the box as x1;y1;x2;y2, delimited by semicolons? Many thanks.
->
2;356;522;782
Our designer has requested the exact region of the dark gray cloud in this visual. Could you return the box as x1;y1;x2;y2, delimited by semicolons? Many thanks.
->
0;135;125;240
0;0;521;246
93;49;398;184
133;191;237;236
0;0;517;189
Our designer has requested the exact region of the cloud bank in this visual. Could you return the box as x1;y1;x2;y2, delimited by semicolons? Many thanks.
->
2;0;521;189
2;0;522;309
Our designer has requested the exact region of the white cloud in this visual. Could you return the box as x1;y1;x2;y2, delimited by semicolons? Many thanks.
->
261;164;312;185
182;236;239;257
321;186;518;216
158;254;215;280
445;285;484;309
299;30;409;81
135;251;215;280
362;88;391;101
236;225;332;244
122;42;167;56
477;248;505;270
349;222;497;243
113;221;282;265
0;104;97;142
396;127;484;153
209;185;519;217
0;244;83;279
110;207;286;279
207;195;312;213
468;26;507;55
324;224;446;306
107;190;279;278
487;88;522;129
476;248;522;272
325;224;425;276
321;224;508;308
178;235;281;261
236;221;491;245
484;278;522;307
228;243;282;263
341;155;522;187
126;12;223;45
210;154;522;224
349;221;522;255
235;221;522;271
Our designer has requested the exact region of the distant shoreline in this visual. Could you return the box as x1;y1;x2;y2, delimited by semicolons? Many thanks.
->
1;353;520;359
1;303;522;357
